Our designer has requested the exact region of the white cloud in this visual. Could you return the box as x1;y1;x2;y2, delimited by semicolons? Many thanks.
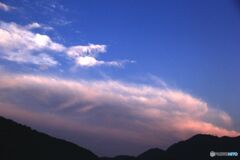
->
67;45;130;67
0;2;14;12
0;21;133;68
74;56;125;67
25;22;54;31
0;72;238;155
0;21;65;62
25;22;41;29
67;44;113;67
3;52;58;68
0;21;64;68
67;44;106;57
75;56;104;67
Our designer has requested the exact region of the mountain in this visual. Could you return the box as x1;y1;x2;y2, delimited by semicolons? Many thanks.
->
0;116;240;160
167;134;240;160
100;135;240;160
99;155;137;160
137;148;170;160
0;116;98;160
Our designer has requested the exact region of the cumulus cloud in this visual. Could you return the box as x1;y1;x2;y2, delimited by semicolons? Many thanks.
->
0;72;238;155
0;2;14;12
0;21;133;68
66;44;132;67
68;45;130;67
75;56;105;67
0;21;64;68
66;44;121;67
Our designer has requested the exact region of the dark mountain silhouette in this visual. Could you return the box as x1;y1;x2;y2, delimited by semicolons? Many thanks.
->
99;155;137;160
0;116;98;160
100;135;240;160
137;148;170;160
167;134;240;160
0;116;240;160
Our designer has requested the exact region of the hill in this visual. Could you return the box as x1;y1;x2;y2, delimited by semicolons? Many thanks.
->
0;116;239;160
0;116;98;160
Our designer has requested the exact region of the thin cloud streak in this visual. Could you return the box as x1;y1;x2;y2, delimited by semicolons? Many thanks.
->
0;2;15;12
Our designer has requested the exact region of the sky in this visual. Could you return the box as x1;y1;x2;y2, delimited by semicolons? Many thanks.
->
0;0;240;156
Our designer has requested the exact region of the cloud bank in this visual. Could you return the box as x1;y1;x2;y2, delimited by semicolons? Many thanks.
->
0;21;132;68
0;71;238;155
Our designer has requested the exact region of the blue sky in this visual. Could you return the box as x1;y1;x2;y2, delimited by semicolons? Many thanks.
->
0;0;240;156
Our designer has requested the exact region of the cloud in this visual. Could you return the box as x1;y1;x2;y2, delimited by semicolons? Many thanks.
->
75;57;130;67
0;72;238;155
0;21;64;68
51;18;72;26
3;53;58;68
25;22;54;31
0;2;14;12
67;44;133;67
66;44;106;57
0;21;65;52
67;44;109;67
75;56;105;67
0;21;133;68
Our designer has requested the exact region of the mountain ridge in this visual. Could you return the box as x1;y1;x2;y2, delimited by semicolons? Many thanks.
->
0;116;239;160
0;116;98;160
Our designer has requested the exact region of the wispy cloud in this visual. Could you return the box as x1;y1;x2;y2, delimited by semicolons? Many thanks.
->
0;71;238;155
0;2;15;12
66;44;107;57
0;21;133;68
25;22;54;31
51;18;72;26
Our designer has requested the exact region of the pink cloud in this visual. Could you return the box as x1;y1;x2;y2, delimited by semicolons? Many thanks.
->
0;72;239;155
